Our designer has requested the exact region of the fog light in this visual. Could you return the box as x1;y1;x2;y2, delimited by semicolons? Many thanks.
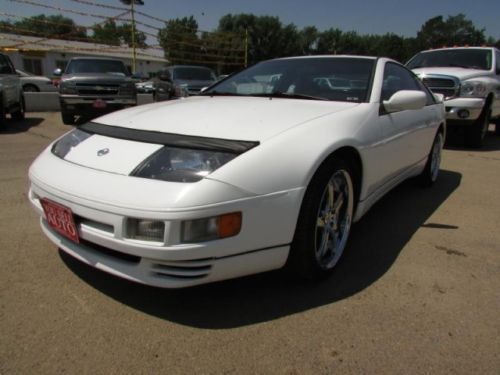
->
127;219;165;242
181;212;242;243
457;109;470;119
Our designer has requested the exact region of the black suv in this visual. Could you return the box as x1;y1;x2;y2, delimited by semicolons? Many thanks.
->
56;57;137;125
0;53;25;126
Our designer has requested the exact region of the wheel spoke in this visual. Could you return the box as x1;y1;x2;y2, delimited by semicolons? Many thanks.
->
327;181;335;209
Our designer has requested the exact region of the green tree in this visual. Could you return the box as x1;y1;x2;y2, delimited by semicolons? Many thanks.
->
316;28;343;54
157;16;200;64
416;14;486;49
299;26;319;55
92;20;146;47
0;14;87;40
217;14;301;65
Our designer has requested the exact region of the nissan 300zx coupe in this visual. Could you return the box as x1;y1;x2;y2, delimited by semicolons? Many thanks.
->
28;56;445;288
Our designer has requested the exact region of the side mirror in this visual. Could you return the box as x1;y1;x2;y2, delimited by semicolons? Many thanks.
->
53;68;62;77
383;90;427;113
433;93;444;103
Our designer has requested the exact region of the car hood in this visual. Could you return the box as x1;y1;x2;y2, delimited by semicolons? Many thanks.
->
96;96;358;142
412;67;491;81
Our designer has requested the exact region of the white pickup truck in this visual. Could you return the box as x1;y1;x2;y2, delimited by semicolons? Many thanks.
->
407;47;500;147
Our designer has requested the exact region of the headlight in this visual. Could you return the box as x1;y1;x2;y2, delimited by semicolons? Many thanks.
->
131;147;237;183
51;129;92;159
460;81;487;98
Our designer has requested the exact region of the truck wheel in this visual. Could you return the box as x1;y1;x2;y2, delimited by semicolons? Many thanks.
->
494;120;500;136
61;112;75;125
466;106;490;148
0;96;5;127
11;96;25;121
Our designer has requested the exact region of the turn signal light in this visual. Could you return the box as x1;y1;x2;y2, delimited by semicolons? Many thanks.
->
181;212;242;243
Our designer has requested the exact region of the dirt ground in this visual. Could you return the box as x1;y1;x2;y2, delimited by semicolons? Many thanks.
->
1;113;499;374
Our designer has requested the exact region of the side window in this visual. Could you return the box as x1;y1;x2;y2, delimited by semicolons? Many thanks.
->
0;54;15;74
381;62;421;101
23;58;43;75
496;51;500;74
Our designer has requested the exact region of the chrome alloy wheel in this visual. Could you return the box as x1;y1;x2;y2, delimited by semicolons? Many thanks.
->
314;169;354;270
430;132;444;182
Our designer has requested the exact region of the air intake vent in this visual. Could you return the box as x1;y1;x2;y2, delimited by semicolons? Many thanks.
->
151;259;213;279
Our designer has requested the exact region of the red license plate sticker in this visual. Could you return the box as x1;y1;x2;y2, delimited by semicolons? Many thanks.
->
40;198;79;243
93;99;107;109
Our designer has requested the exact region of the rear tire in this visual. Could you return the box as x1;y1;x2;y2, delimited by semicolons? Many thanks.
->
288;158;355;280
465;106;490;148
419;131;444;187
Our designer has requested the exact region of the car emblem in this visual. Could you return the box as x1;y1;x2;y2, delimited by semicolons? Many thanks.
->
97;148;110;156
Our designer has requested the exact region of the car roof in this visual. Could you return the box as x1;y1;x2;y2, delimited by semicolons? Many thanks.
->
69;57;124;62
169;65;214;70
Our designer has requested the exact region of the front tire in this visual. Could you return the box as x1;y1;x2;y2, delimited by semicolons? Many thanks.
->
289;158;355;280
11;96;25;121
494;119;500;136
466;106;490;148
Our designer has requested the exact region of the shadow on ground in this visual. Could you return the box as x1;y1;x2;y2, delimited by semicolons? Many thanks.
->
61;170;462;328
0;117;44;134
445;126;500;152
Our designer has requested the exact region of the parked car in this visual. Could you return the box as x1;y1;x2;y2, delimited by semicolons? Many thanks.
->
28;55;445;288
56;57;137;125
0;53;24;126
407;46;500;146
16;69;58;92
154;65;217;97
135;80;155;94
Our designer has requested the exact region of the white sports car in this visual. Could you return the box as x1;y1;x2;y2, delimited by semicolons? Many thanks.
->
28;56;445;288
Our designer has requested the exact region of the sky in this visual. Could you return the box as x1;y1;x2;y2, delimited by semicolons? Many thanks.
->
1;0;499;41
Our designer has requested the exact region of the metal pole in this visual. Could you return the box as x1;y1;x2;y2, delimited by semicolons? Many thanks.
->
131;0;136;73
244;28;248;67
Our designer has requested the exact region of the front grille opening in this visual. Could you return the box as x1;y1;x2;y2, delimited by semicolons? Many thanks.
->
76;216;114;234
80;239;140;263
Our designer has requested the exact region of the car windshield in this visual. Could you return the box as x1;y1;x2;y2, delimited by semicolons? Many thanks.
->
65;59;129;75
202;57;375;102
407;49;492;70
173;67;216;81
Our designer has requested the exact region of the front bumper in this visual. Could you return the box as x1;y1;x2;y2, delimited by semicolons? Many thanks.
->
60;95;137;106
444;97;484;122
28;154;302;287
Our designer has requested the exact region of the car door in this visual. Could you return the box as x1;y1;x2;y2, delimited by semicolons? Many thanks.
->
374;61;439;188
0;54;20;108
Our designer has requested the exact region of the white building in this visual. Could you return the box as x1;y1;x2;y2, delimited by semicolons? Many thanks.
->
0;32;168;78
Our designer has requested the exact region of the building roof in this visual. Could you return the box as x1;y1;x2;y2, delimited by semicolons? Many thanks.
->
0;32;167;63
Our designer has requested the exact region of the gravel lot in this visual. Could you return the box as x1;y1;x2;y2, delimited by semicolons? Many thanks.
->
1;113;499;374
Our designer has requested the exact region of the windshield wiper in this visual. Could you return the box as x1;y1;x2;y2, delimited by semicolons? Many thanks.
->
251;91;328;101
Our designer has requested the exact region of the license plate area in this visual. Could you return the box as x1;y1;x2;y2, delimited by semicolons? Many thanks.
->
40;198;79;243
93;99;107;108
